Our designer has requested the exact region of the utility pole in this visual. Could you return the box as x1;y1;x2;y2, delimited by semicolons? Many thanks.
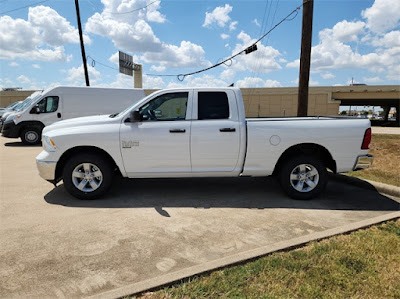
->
297;0;314;116
75;0;90;86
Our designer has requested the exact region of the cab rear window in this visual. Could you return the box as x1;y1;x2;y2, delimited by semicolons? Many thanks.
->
198;92;229;120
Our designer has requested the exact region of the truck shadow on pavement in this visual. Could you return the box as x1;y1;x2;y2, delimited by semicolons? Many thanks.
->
4;141;41;147
44;176;399;215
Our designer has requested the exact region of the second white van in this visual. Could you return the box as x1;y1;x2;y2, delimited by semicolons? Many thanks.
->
1;86;145;145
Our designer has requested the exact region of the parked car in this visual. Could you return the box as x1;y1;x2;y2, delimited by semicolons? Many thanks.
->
36;87;373;200
1;86;145;145
0;101;22;118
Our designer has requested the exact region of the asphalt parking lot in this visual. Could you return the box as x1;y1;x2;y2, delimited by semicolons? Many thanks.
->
0;136;399;299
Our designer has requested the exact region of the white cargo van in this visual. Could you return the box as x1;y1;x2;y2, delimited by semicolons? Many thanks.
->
1;86;145;145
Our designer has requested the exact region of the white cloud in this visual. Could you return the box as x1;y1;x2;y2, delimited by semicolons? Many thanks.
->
286;2;400;83
141;41;210;69
86;2;209;70
362;0;400;34
150;65;166;72
236;77;281;88
331;20;365;42
371;30;400;47
167;74;228;88
321;72;335;79
363;76;383;83
86;16;162;52
0;6;88;61
32;64;40;69
9;62;19;67
231;31;282;73
203;4;232;28
253;19;260;27
18;75;31;84
28;6;91;46
286;59;299;68
102;0;165;24
66;65;101;85
221;33;230;40
229;21;238;31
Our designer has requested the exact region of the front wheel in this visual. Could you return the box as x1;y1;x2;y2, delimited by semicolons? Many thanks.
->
62;153;113;199
278;154;327;200
21;127;41;145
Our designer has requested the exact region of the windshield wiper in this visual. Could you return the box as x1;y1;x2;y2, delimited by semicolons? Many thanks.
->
109;113;119;118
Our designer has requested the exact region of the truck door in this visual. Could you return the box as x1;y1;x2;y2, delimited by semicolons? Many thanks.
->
190;90;241;172
120;91;192;176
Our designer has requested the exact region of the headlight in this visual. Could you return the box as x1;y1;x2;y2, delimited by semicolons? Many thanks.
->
43;135;57;152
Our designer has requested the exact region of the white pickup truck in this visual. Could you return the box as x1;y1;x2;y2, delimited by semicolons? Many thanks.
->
36;87;373;200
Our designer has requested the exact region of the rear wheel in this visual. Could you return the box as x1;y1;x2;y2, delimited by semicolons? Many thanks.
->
62;153;113;199
21;127;41;145
278;154;327;200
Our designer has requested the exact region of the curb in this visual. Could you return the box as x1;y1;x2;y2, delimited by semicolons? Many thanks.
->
329;174;400;198
88;212;400;299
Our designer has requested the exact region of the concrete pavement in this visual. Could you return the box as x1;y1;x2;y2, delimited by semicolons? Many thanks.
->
0;136;399;299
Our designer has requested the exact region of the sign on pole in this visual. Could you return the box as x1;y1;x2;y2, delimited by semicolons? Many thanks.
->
119;51;140;76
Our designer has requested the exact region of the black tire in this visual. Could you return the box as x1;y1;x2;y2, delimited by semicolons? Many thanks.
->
21;127;41;145
278;154;327;200
62;153;114;200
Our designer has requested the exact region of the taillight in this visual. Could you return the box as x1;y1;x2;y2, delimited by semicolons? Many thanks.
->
361;128;371;149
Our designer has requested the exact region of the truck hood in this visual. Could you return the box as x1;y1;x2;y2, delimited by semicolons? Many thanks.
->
43;114;119;135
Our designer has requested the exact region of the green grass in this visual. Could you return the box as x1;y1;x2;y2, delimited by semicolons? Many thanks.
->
137;219;400;299
347;134;400;186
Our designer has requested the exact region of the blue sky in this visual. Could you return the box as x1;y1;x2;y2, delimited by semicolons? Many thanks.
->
0;0;399;90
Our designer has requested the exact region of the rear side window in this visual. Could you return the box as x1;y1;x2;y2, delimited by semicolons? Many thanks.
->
198;92;229;120
37;96;59;113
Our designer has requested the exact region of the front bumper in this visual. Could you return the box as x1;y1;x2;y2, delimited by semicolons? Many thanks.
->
1;119;19;138
353;154;374;171
36;160;57;181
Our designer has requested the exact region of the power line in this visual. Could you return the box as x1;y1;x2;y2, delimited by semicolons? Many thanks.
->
0;0;49;15
87;56;119;71
147;3;302;81
107;0;159;15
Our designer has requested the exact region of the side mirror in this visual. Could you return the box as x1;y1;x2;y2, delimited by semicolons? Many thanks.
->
30;106;40;114
129;110;143;122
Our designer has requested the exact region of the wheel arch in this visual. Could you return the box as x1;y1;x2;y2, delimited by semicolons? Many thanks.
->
18;121;45;136
272;143;337;176
55;146;122;183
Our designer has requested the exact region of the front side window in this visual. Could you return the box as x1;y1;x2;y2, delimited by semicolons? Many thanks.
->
198;92;229;120
37;96;59;113
139;92;188;121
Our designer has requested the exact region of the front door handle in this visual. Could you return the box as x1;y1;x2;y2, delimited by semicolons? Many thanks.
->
57;113;61;118
220;128;236;132
169;129;186;133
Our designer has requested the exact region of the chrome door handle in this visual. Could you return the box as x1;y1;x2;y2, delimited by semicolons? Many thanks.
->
219;128;236;132
169;129;186;133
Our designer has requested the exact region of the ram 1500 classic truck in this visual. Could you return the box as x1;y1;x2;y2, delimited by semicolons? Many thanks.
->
36;87;373;200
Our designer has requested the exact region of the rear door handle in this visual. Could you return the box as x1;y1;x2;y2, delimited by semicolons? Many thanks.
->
219;128;236;132
169;129;186;133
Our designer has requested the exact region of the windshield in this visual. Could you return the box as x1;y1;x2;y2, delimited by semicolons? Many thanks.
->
6;102;20;109
112;93;152;118
15;93;42;112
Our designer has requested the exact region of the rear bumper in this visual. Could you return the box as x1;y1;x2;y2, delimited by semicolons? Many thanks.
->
353;154;374;171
